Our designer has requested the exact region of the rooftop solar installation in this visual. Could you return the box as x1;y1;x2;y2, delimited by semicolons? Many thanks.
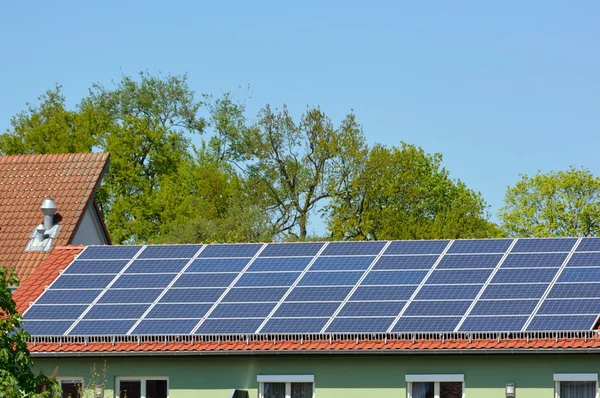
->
22;238;600;336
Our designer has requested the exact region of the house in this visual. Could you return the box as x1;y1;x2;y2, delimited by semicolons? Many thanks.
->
0;153;110;283
13;238;600;398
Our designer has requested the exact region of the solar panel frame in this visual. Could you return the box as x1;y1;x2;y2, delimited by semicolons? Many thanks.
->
76;245;142;260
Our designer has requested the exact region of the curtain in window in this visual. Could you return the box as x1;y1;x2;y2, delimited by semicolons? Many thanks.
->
264;382;286;398
291;382;313;398
412;382;435;398
560;381;596;398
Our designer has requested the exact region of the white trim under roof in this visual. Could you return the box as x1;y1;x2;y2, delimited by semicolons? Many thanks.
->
554;374;598;382
406;374;464;382
257;375;314;383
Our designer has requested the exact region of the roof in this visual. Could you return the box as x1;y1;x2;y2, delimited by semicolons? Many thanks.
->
15;246;600;356
0;153;109;282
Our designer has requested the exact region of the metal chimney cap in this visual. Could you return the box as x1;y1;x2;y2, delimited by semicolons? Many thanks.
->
41;198;57;216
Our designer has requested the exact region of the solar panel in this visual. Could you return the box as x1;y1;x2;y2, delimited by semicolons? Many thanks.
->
23;238;600;336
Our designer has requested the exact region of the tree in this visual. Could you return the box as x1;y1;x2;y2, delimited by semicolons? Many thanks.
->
326;143;500;240
499;166;600;237
0;268;60;397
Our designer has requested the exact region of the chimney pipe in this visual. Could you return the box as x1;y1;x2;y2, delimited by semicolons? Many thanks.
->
41;198;57;231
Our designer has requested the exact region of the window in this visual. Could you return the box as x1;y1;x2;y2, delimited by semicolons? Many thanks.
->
554;374;598;398
115;377;168;398
258;375;314;398
406;375;464;398
57;378;83;398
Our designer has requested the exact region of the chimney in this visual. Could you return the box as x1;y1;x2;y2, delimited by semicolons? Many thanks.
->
41;198;57;230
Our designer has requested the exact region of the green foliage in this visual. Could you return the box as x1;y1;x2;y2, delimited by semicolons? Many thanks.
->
327;143;500;240
0;268;60;398
499;166;600;237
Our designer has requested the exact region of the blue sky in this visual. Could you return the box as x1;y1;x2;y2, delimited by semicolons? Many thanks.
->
1;1;598;235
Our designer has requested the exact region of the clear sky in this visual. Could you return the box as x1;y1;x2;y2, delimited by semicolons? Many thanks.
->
1;1;598;235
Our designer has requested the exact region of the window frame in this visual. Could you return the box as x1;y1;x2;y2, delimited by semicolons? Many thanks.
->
554;374;598;398
406;374;465;398
115;376;169;398
257;375;315;398
57;377;84;398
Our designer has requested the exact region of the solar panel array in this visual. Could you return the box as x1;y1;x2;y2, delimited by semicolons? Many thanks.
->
22;238;600;336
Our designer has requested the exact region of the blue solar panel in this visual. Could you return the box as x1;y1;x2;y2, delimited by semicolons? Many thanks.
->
236;272;300;287
274;302;341;317
198;244;262;258
576;238;600;252
326;317;394;333
146;303;212;318
77;246;142;260
385;240;449;255
512;238;577;253
260;242;324;257
538;299;600;315
437;254;503;269
492;268;558;284
416;285;482;300
137;245;203;259
222;287;287;302
392;316;460;332
24;305;88;320
311;256;375;271
36;290;102;305
459;316;528;332
426;269;492;284
548;283;600;299
126;259;189;273
210;303;276;318
286;286;353;302
339;301;405;317
174;273;237;288
64;260;129;274
261;317;329;333
559;268;600;283
187;258;251;273
526;315;598;331
132;319;199;334
69;320;136;335
566;253;600;267
501;253;568;268
321;241;386;256
361;270;427;285
52;274;114;289
481;284;549;299
195;318;263;334
23;321;74;335
112;274;177;289
248;257;312;272
84;304;149;319
298;271;363;286
158;288;225;303
350;286;417;301
470;300;537;315
373;255;437;270
98;289;162;304
448;239;512;254
403;300;471;316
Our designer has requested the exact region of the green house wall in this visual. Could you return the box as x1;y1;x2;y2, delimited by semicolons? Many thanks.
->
35;354;600;398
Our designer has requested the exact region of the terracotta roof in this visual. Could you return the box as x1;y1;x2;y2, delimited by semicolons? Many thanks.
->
0;153;109;282
16;246;600;356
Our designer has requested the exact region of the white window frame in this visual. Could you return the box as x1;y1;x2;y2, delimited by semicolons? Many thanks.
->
257;375;315;398
57;377;84;397
115;377;169;398
406;374;465;398
554;374;598;398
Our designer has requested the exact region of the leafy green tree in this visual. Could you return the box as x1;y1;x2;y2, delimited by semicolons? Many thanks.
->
0;268;60;397
499;166;600;237
327;143;500;240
